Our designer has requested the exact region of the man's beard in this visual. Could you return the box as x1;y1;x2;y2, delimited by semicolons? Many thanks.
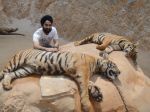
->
43;28;52;34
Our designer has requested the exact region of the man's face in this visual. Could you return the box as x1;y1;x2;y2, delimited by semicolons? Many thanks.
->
42;20;52;34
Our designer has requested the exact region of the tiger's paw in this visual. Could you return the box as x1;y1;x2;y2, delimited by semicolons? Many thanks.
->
2;81;12;90
2;75;12;90
74;41;80;46
82;103;93;112
88;82;103;102
96;45;102;50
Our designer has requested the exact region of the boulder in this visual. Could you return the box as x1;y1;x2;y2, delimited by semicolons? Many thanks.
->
0;27;25;36
0;43;150;112
61;43;150;112
0;75;81;112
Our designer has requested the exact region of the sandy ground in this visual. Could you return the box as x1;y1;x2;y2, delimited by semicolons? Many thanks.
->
0;34;150;78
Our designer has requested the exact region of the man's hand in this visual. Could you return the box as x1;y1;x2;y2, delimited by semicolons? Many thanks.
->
46;48;59;52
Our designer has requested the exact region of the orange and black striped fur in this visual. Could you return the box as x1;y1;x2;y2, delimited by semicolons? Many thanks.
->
0;49;120;112
74;33;137;65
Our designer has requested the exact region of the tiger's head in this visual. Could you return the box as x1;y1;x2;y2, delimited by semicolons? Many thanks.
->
123;42;137;57
97;59;120;80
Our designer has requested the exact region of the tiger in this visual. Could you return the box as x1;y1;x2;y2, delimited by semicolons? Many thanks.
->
0;49;120;112
74;33;138;65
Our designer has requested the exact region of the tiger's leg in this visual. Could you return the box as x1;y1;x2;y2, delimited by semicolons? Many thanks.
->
0;51;25;80
88;82;103;112
96;41;112;52
129;53;137;66
75;68;94;112
2;66;34;90
88;81;103;102
133;54;137;65
99;45;121;58
74;34;94;46
132;56;137;66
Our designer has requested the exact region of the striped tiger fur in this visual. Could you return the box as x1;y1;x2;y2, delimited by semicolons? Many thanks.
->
74;33;137;65
0;49;120;112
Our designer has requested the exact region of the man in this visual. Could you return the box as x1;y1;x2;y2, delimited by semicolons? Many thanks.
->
33;15;59;52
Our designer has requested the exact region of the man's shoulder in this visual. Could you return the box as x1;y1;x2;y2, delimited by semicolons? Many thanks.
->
52;26;57;32
33;28;42;35
33;28;42;37
35;27;43;32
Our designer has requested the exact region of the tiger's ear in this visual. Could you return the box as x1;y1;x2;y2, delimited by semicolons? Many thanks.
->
99;51;109;59
103;54;108;60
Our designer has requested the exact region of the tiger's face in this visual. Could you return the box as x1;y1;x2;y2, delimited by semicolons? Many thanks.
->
124;43;136;57
100;60;120;80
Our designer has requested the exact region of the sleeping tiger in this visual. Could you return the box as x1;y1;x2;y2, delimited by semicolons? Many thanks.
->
74;33;137;65
0;49;120;112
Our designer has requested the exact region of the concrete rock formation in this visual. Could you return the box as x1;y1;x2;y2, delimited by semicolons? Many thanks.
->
0;27;25;36
0;43;150;112
61;43;150;112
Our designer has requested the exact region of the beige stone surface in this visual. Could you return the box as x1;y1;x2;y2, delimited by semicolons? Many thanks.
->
61;43;150;112
40;76;76;97
0;43;150;112
40;76;80;112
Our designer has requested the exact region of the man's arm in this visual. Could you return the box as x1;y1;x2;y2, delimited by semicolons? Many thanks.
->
33;41;58;52
53;39;59;48
52;27;59;48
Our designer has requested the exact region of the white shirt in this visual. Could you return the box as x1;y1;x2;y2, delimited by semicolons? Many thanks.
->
33;26;58;47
